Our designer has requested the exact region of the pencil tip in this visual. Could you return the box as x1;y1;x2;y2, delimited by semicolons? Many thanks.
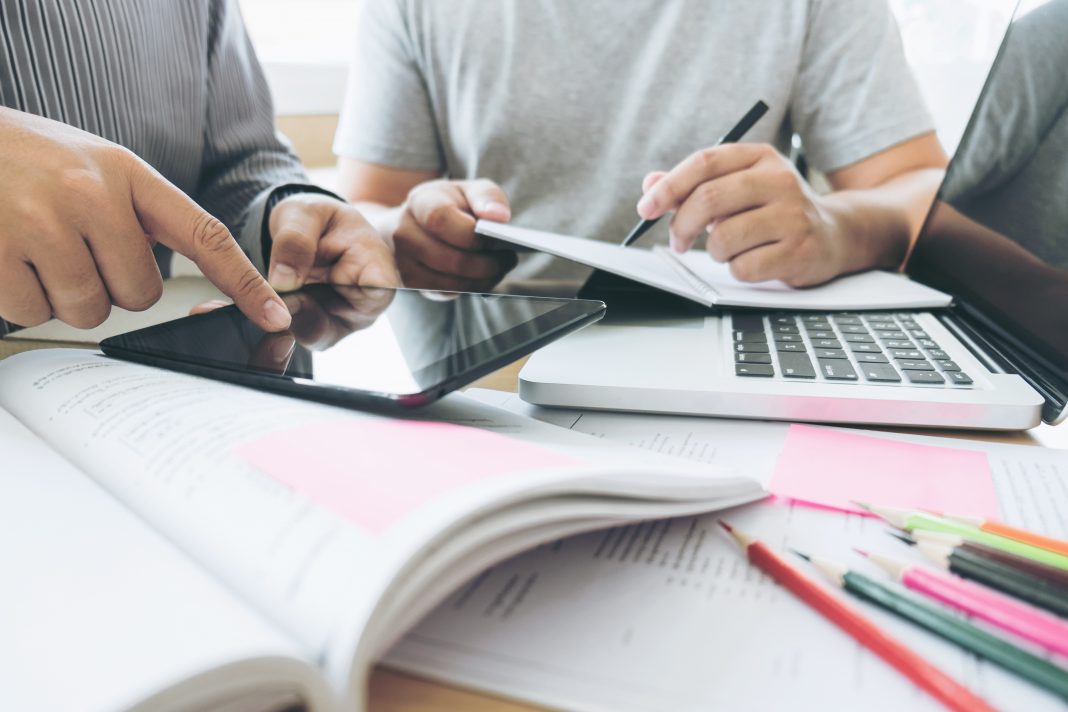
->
852;500;872;512
717;520;734;534
854;548;870;558
789;548;811;562
887;531;917;546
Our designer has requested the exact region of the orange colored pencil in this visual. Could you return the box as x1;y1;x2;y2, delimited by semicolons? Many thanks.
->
717;521;996;712
941;514;1068;558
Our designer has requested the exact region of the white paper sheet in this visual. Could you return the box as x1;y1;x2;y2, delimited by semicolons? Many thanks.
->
0;409;325;712
386;393;1068;711
476;221;952;311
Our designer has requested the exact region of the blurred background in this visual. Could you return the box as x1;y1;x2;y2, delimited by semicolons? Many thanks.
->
236;0;1015;190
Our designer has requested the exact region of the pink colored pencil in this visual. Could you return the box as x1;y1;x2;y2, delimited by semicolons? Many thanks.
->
860;551;1068;658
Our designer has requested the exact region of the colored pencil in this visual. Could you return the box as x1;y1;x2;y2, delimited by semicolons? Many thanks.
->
913;540;1068;618
859;551;1068;657
939;513;1068;558
906;530;1068;592
857;503;1068;572
620;100;769;247
796;551;1068;701
716;521;995;712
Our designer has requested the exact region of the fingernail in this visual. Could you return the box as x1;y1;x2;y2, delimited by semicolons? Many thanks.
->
637;194;657;218
480;201;510;220
269;264;300;291
263;299;292;330
670;235;685;253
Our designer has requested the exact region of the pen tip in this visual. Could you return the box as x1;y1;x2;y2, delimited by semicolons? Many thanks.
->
789;548;811;562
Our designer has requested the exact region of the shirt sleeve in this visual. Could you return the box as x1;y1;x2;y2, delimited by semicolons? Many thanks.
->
333;0;445;172
196;0;319;274
790;0;935;173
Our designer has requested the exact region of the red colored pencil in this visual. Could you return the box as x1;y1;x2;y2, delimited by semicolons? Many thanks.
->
718;521;996;712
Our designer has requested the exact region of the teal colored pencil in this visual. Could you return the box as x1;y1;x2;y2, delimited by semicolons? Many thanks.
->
797;552;1068;701
858;504;1068;572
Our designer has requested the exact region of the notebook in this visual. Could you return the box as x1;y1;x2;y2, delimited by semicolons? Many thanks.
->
476;221;952;311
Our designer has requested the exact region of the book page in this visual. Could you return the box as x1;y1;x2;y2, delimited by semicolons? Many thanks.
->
475;221;710;305
665;248;953;311
0;351;761;705
0;408;328;712
387;392;1068;711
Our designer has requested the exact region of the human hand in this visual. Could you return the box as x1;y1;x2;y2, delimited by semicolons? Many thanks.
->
0;108;291;331
637;144;844;287
266;194;401;292
392;179;518;292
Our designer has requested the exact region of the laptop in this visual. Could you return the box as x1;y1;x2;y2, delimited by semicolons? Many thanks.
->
519;2;1067;431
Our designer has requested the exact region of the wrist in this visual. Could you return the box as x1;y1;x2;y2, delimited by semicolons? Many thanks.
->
821;192;910;276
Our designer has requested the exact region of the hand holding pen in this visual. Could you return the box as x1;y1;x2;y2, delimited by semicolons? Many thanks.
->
624;98;861;288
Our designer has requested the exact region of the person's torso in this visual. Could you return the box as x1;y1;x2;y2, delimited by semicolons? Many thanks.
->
404;0;811;282
0;0;213;196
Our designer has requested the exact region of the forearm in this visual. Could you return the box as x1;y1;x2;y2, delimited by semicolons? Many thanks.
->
821;167;945;274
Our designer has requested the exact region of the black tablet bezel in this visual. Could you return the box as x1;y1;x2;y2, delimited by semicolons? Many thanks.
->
100;288;605;410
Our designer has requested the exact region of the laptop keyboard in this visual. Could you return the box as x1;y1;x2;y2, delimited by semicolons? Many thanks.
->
733;312;973;386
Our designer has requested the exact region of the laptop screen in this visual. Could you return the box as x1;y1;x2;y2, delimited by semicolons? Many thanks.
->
906;0;1068;422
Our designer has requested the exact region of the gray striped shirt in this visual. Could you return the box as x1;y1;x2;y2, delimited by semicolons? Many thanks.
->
0;0;314;332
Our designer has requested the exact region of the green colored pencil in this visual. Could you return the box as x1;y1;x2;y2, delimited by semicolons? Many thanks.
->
795;551;1068;701
858;503;1068;572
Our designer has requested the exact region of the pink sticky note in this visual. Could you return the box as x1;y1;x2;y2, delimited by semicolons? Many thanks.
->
234;419;581;535
768;424;998;519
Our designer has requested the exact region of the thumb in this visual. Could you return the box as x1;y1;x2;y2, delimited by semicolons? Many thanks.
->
460;179;511;222
267;197;322;292
127;161;291;331
642;171;667;193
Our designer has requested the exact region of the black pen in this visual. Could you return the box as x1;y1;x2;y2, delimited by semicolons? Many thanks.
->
620;99;769;248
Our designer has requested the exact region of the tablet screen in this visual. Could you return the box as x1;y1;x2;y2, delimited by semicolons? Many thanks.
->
101;285;603;404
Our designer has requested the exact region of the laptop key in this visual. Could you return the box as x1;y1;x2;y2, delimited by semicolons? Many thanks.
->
833;315;863;325
839;324;869;334
862;364;902;382
890;349;923;360
770;315;795;325
732;315;765;332
908;329;929;340
850;343;881;353
844;333;875;343
866;314;896;323
870;322;901;331
736;363;775;377
856;352;890;363
736;342;770;353
919;339;939;349
948;371;974;385
779;351;816;379
777;342;806;352
736;331;768;343
885;340;915;350
817;358;859;381
878;331;908;340
813;339;843;349
774;333;802;343
899;360;935;371
815;348;848;359
773;324;800;335
736;352;772;364
928;349;950;360
904;370;945;385
807;330;836;340
938;361;961;372
802;313;830;322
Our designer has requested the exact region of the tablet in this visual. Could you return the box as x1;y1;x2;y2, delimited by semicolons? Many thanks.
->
100;285;604;408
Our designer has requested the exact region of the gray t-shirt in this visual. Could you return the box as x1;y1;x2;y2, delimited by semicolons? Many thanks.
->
336;0;933;283
942;0;1068;269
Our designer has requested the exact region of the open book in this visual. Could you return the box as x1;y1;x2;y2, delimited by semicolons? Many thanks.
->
477;221;952;311
1;349;763;712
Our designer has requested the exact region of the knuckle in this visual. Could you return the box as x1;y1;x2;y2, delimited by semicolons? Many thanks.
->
729;259;756;283
696;147;719;172
119;278;163;312
57;168;107;202
190;212;234;256
234;267;266;297
697;181;722;209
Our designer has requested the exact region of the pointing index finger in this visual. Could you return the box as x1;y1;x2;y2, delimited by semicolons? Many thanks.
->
638;143;766;220
127;160;291;331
